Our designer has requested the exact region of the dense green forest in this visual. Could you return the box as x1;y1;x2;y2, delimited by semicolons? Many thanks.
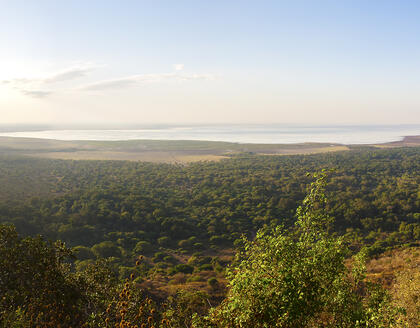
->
1;148;418;256
0;147;419;327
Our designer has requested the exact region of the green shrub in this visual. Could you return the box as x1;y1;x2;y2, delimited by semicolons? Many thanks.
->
163;255;178;264
73;245;95;260
169;264;194;275
207;277;218;288
153;251;166;262
204;173;397;328
133;240;154;255
187;275;203;283
199;263;213;271
92;241;121;258
157;236;171;247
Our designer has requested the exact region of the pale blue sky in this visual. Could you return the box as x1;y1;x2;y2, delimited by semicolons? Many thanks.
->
0;0;419;125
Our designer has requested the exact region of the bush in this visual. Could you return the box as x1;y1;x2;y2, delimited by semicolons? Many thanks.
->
73;245;95;260
133;240;154;255
157;236;171;247
209;235;229;247
0;225;86;326
199;263;213;271
169;264;194;275
207;277;218;288
154;262;169;269
204;173;397;328
178;239;192;249
92;241;121;258
118;266;137;280
187;274;203;282
153;251;166;262
193;242;205;250
163;255;178;264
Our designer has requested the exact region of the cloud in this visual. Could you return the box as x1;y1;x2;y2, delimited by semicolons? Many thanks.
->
1;64;96;98
174;64;184;71
2;64;215;97
80;76;139;91
43;67;94;83
20;90;53;98
3;65;94;86
79;72;215;92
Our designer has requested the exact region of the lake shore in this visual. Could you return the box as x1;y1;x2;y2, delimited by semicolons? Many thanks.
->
0;135;419;163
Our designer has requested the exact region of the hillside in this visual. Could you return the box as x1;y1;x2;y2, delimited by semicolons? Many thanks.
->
1;172;418;327
0;147;418;279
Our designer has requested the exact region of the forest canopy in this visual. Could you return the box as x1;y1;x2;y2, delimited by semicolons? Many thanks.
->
1;171;417;327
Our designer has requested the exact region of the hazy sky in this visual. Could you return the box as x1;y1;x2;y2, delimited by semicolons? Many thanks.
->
1;0;419;125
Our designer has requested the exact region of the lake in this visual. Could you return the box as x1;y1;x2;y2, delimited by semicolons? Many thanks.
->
0;125;419;144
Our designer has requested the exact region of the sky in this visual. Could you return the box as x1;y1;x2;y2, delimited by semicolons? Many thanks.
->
0;0;420;126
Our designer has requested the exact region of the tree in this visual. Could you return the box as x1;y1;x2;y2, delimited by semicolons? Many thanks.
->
133;240;154;255
203;172;395;328
73;245;95;260
92;241;121;258
0;224;84;327
0;224;123;327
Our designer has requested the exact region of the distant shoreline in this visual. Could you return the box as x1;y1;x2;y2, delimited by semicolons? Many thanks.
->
0;134;419;163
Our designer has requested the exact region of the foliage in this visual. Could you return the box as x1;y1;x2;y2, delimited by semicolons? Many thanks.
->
0;224;84;327
163;290;211;328
203;173;398;327
0;148;419;326
0;148;418;275
390;266;420;328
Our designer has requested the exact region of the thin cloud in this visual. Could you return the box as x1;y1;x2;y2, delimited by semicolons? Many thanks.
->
21;90;53;98
2;64;96;98
2;64;215;97
79;72;215;92
80;76;139;91
3;65;94;86
43;66;94;83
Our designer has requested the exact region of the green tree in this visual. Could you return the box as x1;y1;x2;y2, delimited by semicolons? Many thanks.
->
0;224;84;327
133;240;154;255
92;241;121;258
163;290;211;328
203;173;395;328
73;245;95;260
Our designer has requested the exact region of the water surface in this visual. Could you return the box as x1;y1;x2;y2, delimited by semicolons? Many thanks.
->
0;125;419;144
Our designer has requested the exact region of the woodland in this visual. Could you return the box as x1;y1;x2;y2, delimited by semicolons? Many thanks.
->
0;147;419;327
